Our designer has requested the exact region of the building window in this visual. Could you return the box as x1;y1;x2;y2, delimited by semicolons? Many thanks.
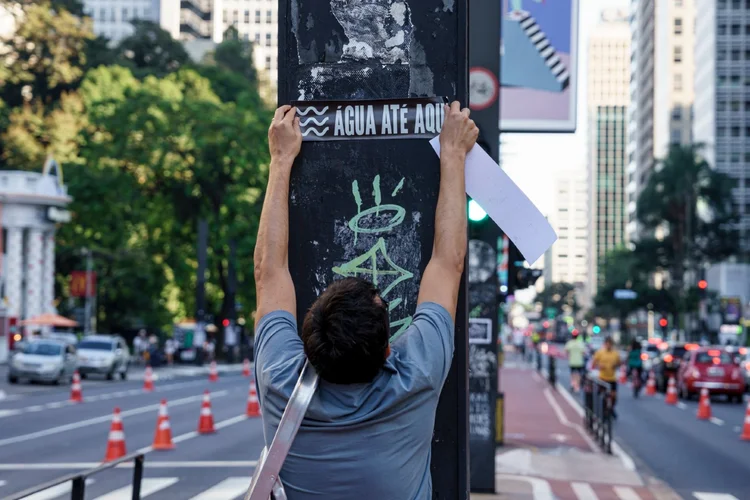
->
732;0;741;8
265;56;272;70
676;0;683;5
731;24;740;35
731;100;741;111
223;10;227;22
245;10;250;23
255;10;261;23
266;10;272;23
244;33;250;41
673;46;682;63
719;0;727;8
719;24;727;35
674;74;682;91
233;10;238;23
672;108;682;120
265;33;272;46
732;49;741;61
731;126;740;137
674;18;682;35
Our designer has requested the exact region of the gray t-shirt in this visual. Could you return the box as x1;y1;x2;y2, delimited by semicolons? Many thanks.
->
254;302;454;500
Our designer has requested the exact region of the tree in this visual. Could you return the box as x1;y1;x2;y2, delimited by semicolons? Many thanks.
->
637;144;739;290
115;21;190;78
536;282;579;316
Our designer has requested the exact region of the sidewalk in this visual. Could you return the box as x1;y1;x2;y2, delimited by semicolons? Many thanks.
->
471;360;680;500
127;362;247;380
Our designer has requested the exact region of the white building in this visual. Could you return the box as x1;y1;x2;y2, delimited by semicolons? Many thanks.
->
83;0;161;42
549;169;589;306
627;0;695;239
0;159;72;363
587;9;631;298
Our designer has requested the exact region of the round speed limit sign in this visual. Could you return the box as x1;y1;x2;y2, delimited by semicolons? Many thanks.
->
469;67;498;111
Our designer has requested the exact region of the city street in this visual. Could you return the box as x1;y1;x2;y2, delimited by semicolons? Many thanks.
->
0;366;263;499
540;351;750;500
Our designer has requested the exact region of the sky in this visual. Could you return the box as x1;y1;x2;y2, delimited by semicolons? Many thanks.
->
502;0;629;219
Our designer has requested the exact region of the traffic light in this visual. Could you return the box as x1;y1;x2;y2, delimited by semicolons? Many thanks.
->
592;325;601;335
659;317;668;329
698;280;707;290
516;268;543;289
222;318;230;327
468;199;488;222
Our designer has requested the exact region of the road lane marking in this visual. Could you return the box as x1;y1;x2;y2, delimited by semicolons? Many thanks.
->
189;477;250;500
613;486;641;500
0;391;229;447
135;414;249;454
570;482;597;500
497;474;554;500
93;478;178;499
676;402;687;410
0;409;21;418
543;388;599;453
555;382;636;472
0;479;6;487
693;494;740;500
0;461;259;470
709;417;724;426
21;479;94;500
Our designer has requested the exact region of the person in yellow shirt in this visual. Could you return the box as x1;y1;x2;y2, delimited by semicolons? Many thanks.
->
592;336;621;418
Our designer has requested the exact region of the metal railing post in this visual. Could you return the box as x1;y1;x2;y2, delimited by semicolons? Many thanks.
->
70;476;85;500
132;454;144;500
547;355;556;387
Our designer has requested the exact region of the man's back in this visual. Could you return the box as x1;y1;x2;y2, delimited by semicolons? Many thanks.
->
564;339;585;367
594;348;620;382
254;303;454;500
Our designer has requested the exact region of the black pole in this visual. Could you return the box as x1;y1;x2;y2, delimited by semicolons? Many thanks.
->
131;455;144;500
196;219;208;366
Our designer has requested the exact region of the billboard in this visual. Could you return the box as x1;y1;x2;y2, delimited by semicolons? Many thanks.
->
500;0;579;133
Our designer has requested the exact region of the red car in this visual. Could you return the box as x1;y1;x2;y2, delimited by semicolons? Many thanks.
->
677;347;746;403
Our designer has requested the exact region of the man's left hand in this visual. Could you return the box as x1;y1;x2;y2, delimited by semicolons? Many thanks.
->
269;105;302;164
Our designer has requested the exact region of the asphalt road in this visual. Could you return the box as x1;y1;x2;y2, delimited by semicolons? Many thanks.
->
0;367;263;499
546;351;750;500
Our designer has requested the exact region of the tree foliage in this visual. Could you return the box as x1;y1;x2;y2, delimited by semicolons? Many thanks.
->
536;282;579;315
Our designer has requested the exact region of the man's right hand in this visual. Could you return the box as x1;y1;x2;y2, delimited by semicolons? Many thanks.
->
439;101;479;157
269;105;302;164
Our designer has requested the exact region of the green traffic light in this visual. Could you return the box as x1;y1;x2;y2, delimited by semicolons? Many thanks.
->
468;199;488;222
592;326;601;334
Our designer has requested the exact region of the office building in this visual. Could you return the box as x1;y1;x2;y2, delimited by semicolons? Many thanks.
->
587;9;631;297
550;169;590;306
627;0;695;239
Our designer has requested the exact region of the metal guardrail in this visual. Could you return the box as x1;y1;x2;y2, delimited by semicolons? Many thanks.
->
6;453;145;500
582;375;613;454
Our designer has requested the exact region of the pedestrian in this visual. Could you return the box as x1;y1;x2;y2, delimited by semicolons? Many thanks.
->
592;336;622;419
252;102;478;498
626;339;644;392
564;331;586;392
165;336;176;366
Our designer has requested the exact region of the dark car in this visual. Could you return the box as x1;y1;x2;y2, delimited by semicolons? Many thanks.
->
652;342;698;392
677;347;746;403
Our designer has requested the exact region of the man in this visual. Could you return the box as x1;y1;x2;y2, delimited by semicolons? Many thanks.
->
253;102;478;499
564;331;586;392
592;336;621;418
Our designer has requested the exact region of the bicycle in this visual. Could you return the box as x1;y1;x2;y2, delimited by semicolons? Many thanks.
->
631;367;643;398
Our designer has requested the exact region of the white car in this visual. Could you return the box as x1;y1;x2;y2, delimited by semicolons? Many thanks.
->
77;335;129;380
8;339;78;385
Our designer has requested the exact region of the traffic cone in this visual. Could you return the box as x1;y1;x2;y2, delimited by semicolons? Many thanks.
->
741;401;750;441
143;366;154;392
242;358;251;377
70;371;83;403
619;365;627;384
104;407;127;461
209;361;219;382
646;371;656;396
697;388;712;420
665;377;678;405
246;383;260;417
198;390;216;434
152;399;175;450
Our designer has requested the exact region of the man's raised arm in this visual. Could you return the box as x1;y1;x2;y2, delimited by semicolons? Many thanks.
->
417;101;478;320
254;105;302;327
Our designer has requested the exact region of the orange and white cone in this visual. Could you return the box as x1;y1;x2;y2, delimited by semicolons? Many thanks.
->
209;361;219;382
697;388;712;420
198;390;216;434
152;399;175;450
246;383;260;417
242;358;251;377
665;377;678;405
646;371;656;396
619;365;627;384
70;371;83;403
741;401;750;441
143;366;154;392
104;407;127;461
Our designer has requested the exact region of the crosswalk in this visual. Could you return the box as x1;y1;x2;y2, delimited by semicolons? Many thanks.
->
4;476;744;500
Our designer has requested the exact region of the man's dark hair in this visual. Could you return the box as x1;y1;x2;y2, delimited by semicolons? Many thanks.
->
301;277;390;384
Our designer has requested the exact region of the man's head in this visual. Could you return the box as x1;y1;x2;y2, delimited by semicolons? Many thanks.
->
301;277;390;384
604;336;613;350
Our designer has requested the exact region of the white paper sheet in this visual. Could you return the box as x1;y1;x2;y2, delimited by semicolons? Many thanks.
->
429;137;558;265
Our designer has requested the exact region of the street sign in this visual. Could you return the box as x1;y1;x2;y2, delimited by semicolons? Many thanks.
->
469;67;498;111
70;271;96;298
614;289;637;300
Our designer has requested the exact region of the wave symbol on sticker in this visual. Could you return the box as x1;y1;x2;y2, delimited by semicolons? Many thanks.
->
298;106;331;136
302;127;330;137
298;106;329;116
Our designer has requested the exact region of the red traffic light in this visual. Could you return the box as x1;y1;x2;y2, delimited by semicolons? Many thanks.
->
698;279;708;290
222;319;230;327
542;321;550;329
659;318;668;328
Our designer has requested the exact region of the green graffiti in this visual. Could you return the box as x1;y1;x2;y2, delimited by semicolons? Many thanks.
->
335;175;414;342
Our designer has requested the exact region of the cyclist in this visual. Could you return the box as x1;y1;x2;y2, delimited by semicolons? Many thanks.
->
627;339;644;397
592;336;621;419
564;331;586;392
